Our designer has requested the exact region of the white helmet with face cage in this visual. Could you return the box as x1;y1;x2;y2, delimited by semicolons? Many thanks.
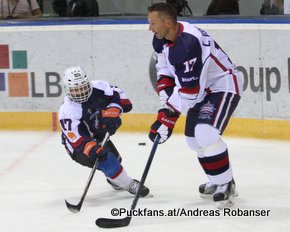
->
63;66;92;103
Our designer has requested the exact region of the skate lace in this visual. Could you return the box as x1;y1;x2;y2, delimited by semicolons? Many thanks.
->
128;180;140;194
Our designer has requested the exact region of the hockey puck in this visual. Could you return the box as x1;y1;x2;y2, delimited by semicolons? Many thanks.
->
138;142;146;146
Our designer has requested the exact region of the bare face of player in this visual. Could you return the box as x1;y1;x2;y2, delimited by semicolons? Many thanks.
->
148;11;170;40
148;11;179;42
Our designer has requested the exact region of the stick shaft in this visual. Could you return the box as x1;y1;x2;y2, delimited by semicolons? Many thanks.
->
95;135;160;228
65;132;110;213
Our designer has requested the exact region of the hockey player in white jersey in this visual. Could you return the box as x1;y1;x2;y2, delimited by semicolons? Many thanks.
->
59;66;149;197
147;3;242;208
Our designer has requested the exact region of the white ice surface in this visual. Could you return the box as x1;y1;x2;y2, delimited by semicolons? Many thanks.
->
0;131;290;232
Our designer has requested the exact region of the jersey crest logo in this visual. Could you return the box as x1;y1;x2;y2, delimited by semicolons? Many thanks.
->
199;102;216;120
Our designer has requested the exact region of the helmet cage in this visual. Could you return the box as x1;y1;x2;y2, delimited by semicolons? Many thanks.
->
63;67;92;103
64;82;92;103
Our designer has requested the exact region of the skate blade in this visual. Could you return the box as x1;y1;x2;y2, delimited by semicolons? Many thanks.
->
200;189;239;199
216;198;234;209
143;193;154;198
200;192;238;199
232;190;239;197
110;186;124;191
200;193;214;199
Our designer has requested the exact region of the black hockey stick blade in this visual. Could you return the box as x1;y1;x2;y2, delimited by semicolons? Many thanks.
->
95;217;131;228
64;132;110;213
95;135;160;228
65;200;82;213
64;160;99;214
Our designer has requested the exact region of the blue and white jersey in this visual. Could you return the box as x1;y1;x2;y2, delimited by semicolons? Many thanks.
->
58;80;131;155
153;21;243;113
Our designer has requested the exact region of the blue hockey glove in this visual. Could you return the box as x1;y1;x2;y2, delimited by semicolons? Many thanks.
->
101;107;122;135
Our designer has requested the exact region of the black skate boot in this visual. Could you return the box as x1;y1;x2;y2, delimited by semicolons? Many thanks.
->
127;179;150;197
199;182;217;198
213;179;238;209
106;178;123;191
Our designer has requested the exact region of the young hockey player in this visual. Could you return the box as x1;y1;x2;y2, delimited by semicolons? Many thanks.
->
59;66;149;197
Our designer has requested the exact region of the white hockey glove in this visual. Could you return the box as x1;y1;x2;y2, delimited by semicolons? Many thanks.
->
157;75;175;107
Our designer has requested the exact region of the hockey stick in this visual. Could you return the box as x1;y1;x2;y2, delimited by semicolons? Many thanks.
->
95;135;161;228
65;132;110;213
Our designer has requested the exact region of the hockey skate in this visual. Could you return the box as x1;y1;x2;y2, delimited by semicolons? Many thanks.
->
127;179;151;197
213;179;238;209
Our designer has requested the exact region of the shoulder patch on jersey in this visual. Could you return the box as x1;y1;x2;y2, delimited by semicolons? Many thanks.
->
152;36;167;53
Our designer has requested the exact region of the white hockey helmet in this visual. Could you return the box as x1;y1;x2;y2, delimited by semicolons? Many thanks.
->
63;66;92;103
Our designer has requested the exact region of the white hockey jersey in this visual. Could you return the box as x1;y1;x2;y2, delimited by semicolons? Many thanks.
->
153;21;243;113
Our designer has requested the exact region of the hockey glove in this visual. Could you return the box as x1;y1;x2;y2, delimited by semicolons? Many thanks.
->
83;141;108;162
101;107;122;135
157;75;175;107
95;146;108;161
149;108;179;144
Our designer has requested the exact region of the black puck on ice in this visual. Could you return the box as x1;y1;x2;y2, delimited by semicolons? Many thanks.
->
138;142;146;146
